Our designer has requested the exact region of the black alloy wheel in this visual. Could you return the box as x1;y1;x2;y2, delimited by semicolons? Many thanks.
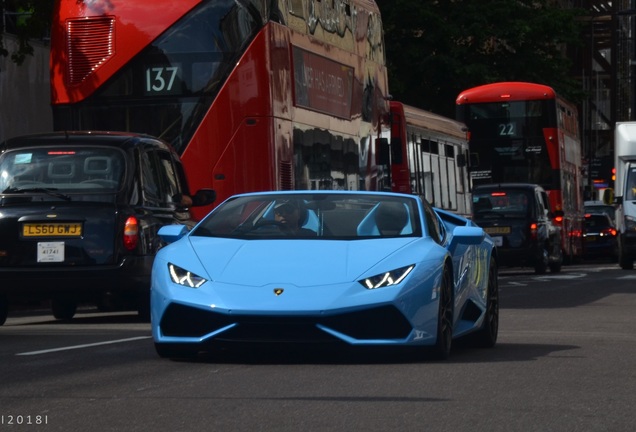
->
432;265;453;360
471;259;499;348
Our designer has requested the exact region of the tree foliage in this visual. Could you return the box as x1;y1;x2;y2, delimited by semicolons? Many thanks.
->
0;0;53;64
376;0;586;117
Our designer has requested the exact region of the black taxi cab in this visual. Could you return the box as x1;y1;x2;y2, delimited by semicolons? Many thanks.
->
471;183;563;274
0;131;215;324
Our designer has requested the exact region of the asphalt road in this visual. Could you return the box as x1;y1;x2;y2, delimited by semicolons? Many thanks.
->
1;262;635;432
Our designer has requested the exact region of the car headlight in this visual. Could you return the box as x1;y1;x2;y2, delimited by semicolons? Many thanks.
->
168;263;207;288
625;215;636;232
359;265;415;289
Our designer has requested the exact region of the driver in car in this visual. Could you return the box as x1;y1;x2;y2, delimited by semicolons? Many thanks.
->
274;200;316;237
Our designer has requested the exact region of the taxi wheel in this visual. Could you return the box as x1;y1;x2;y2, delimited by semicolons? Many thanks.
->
0;294;8;326
51;297;77;321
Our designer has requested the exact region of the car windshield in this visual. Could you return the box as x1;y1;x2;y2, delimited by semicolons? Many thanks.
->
191;193;423;240
0;147;125;195
472;191;530;217
584;205;615;220
585;214;613;230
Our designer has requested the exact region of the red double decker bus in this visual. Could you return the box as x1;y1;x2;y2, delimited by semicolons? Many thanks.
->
456;81;584;261
50;0;391;219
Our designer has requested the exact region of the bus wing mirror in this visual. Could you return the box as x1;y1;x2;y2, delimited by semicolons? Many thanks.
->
192;188;216;207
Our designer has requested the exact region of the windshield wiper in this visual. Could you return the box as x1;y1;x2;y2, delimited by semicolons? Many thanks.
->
2;187;72;201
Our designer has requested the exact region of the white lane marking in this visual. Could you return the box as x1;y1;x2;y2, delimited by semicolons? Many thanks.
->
505;281;527;286
535;272;586;280
16;336;152;356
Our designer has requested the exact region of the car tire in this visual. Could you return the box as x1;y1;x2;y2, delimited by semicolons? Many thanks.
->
534;247;548;274
471;259;499;348
618;237;634;270
0;294;8;326
51;297;77;320
432;265;453;360
154;343;198;360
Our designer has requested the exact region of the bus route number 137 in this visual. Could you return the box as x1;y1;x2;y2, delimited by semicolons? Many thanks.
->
145;66;181;95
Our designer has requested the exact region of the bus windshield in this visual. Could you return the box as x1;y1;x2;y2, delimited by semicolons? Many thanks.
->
465;100;555;187
55;0;266;154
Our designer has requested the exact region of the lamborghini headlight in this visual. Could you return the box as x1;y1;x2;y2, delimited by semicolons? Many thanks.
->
168;263;207;288
360;265;415;289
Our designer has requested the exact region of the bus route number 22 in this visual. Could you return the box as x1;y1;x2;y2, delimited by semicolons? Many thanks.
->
498;123;516;136
145;66;180;95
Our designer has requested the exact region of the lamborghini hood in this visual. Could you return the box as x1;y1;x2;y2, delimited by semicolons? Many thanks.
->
188;237;420;287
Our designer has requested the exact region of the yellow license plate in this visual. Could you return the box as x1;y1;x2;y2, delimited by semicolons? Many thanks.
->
23;223;83;237
484;226;511;235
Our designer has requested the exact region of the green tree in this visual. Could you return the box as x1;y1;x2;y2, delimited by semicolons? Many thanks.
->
0;0;53;64
376;0;585;117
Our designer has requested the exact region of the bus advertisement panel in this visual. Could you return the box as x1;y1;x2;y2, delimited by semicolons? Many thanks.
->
456;81;584;261
50;0;391;219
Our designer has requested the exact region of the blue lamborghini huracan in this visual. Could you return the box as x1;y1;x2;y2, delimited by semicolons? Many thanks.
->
151;191;498;360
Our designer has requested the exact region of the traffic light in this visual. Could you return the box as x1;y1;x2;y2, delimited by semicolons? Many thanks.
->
612;167;616;182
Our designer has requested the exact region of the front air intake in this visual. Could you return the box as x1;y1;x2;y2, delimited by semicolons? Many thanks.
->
66;17;115;85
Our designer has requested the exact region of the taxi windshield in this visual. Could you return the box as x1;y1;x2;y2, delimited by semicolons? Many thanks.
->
473;191;530;217
0;147;125;194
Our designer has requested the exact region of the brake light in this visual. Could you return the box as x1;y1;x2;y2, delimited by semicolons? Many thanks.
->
601;228;617;237
123;216;139;250
554;215;563;223
530;222;538;239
